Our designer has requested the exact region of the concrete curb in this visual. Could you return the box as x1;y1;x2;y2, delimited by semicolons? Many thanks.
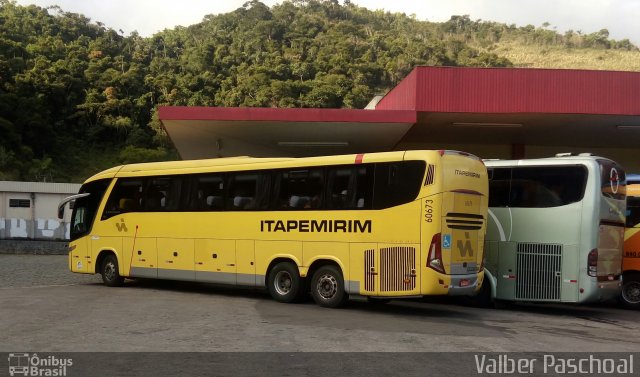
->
0;240;68;255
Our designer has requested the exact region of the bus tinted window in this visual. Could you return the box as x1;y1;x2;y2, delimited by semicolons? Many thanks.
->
489;166;587;208
102;179;144;219
488;168;511;207
228;172;270;210
599;160;626;200
193;174;225;211
373;161;425;209
327;165;373;210
627;197;640;228
144;176;183;212
354;166;373;209
276;168;324;210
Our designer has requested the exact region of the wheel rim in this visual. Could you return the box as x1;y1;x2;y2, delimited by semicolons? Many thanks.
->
316;273;338;300
104;261;116;281
274;270;292;296
622;281;640;304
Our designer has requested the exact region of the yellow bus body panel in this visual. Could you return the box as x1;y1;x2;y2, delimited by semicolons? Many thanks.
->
69;150;488;299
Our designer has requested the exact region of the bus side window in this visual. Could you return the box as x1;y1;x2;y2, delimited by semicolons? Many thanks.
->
510;166;587;208
144;176;182;212
325;165;373;210
192;174;225;211
275;168;324;210
327;167;353;210
101;178;144;220
228;172;270;211
488;168;511;207
372;161;423;209
355;166;373;209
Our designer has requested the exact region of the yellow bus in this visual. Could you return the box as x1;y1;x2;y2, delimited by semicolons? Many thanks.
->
59;150;488;308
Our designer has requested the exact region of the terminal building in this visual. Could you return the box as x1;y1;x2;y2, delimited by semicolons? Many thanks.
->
0;181;79;240
159;66;640;171
3;66;640;242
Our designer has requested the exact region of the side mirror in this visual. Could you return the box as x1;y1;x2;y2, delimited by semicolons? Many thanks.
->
58;193;90;219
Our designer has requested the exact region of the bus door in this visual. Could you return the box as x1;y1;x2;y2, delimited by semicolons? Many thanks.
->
67;180;111;273
101;178;158;278
68;198;90;272
70;235;90;273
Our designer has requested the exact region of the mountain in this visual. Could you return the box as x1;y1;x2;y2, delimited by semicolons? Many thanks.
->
0;0;637;182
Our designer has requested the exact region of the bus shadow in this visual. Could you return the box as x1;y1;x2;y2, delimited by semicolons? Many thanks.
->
121;278;272;301
455;299;636;324
96;278;634;324
118;278;480;319
342;298;477;319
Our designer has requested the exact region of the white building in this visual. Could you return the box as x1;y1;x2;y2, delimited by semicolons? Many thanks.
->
0;181;81;240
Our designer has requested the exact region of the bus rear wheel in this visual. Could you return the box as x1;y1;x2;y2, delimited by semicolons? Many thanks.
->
310;265;347;308
101;254;124;287
621;276;640;308
267;262;302;303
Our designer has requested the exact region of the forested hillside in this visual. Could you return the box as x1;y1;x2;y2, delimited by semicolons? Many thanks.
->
0;0;637;182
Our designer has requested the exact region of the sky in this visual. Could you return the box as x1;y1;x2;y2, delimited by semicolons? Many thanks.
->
14;0;640;45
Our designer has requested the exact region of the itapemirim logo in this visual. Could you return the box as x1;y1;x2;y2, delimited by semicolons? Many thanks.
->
7;353;73;376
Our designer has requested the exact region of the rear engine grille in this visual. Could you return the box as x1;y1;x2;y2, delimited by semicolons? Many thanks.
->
515;243;562;301
445;212;484;230
380;247;416;292
364;249;375;292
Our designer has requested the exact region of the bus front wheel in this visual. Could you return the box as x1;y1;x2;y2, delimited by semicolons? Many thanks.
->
310;265;347;308
101;254;124;287
267;262;302;303
621;275;640;308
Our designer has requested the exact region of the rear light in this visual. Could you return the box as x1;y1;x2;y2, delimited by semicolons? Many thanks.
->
587;248;598;277
427;233;446;274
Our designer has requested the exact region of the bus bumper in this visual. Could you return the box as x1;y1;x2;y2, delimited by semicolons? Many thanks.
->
448;272;483;296
579;278;621;303
422;269;484;296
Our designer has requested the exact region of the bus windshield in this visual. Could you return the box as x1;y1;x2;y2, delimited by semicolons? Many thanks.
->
70;179;110;241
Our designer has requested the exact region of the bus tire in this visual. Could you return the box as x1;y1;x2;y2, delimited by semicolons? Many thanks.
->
621;274;640;308
101;254;124;287
310;265;347;308
267;262;302;303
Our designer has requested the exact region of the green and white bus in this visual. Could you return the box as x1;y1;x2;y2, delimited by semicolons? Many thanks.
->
478;154;625;305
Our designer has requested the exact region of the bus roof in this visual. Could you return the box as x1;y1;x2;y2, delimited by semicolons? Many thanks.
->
483;155;615;168
82;150;461;184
